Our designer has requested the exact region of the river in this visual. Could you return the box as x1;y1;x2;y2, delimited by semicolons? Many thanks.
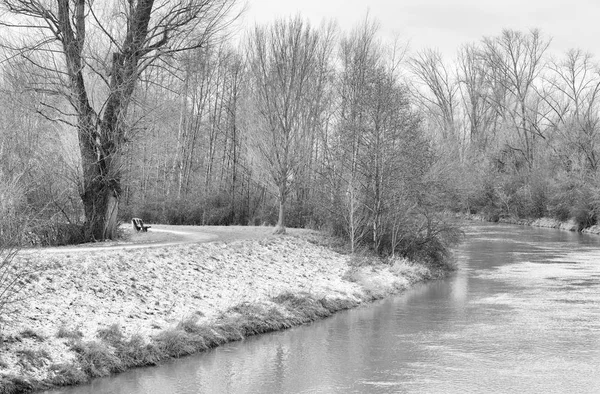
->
46;223;600;393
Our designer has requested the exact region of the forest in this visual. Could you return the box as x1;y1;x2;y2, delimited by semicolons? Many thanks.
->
1;1;598;260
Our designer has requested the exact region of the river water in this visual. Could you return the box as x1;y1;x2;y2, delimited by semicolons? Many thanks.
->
47;223;600;393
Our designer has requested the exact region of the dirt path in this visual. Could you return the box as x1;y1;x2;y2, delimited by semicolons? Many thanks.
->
20;225;276;254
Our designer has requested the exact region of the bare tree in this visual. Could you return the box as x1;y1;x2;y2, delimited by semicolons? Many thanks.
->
543;49;600;171
457;43;498;148
333;18;380;252
248;16;324;234
410;48;459;141
0;0;241;240
481;29;550;168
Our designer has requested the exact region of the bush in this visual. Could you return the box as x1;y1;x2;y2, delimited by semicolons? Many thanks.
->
0;243;29;330
547;172;596;229
392;215;461;268
24;221;85;247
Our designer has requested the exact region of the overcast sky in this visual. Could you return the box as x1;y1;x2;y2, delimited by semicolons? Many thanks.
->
242;0;600;60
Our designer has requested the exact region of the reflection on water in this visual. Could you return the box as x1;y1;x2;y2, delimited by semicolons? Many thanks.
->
46;224;600;394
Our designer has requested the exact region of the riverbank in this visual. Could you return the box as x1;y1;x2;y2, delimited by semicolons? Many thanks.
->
0;228;449;393
459;213;600;235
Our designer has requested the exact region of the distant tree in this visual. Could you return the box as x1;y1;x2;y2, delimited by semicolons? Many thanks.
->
456;43;498;149
481;29;550;168
0;0;241;240
543;49;600;172
409;48;459;142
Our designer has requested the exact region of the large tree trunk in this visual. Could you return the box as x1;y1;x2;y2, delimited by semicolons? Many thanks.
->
81;179;120;240
78;110;122;240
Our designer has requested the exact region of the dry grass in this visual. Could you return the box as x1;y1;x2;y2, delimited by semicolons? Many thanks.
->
69;340;124;378
96;324;125;346
56;326;83;340
18;329;44;342
0;375;35;394
15;349;52;372
47;363;88;386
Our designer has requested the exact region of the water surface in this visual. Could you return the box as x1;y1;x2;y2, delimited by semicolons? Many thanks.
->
47;223;600;393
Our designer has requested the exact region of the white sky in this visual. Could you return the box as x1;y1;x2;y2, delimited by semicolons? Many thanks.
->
242;0;600;60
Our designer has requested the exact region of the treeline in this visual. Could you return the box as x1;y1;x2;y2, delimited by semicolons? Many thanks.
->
0;9;462;260
13;5;598;257
411;30;600;230
117;18;458;259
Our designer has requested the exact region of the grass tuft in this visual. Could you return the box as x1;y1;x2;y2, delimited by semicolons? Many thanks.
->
19;329;45;342
319;297;359;313
218;303;290;336
114;334;162;367
0;374;35;394
212;321;244;342
96;324;125;346
16;349;52;371
48;363;88;386
272;292;332;322
56;326;83;340
69;340;124;378
153;329;205;358
177;317;225;348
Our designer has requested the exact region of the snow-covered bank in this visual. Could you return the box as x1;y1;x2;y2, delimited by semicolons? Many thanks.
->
0;228;448;393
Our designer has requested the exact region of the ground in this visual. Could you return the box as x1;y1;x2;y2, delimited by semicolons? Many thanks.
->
0;225;439;392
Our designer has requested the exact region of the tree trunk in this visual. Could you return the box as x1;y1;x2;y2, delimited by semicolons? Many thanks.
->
78;112;122;240
274;185;287;234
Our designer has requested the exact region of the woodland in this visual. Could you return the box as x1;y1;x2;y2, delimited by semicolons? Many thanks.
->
1;1;599;260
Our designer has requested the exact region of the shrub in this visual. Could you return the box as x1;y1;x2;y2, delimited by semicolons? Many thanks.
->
0;246;31;331
0;176;31;331
547;173;597;229
25;221;85;247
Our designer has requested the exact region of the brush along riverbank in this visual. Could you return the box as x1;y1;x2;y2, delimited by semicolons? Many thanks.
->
0;228;453;393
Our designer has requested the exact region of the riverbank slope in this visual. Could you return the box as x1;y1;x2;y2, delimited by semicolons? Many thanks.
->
0;228;449;393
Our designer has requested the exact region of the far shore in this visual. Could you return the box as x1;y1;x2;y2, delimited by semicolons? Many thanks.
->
458;212;600;235
0;226;451;393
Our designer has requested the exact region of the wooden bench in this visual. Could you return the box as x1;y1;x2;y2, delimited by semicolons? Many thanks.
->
132;218;151;232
